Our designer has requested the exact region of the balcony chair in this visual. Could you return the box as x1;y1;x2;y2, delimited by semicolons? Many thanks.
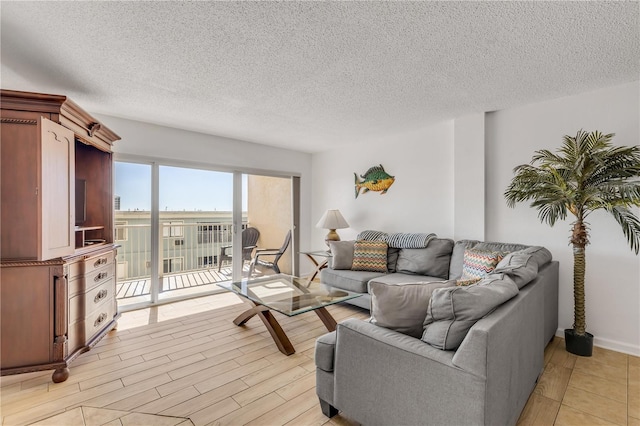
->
248;230;292;277
218;227;260;272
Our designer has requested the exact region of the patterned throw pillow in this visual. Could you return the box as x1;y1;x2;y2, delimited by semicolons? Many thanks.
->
456;249;504;286
351;240;388;273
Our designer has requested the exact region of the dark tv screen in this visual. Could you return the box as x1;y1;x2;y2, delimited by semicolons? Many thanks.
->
75;178;86;226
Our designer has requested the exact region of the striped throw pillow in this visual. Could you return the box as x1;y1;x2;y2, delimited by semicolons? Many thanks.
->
352;240;388;273
456;249;504;286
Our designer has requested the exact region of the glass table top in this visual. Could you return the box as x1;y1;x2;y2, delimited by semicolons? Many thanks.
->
217;274;361;316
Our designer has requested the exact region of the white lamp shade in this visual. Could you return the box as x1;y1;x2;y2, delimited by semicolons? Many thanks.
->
316;209;349;229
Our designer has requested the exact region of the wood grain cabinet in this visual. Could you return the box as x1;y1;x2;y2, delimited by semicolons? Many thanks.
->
0;90;121;383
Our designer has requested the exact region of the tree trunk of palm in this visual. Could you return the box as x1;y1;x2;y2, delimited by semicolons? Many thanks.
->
573;246;586;335
571;219;588;336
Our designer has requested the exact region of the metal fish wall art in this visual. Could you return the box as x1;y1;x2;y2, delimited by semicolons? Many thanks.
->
354;164;395;198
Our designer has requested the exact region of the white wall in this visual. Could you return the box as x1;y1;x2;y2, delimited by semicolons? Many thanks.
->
311;121;455;255
485;81;640;355
454;113;485;241
98;82;640;354
95;114;313;272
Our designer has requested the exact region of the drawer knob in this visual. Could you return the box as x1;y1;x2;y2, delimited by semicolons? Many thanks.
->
94;272;108;282
94;312;107;328
94;258;107;268
94;289;108;304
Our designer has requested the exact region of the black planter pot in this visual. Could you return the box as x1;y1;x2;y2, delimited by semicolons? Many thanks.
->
564;329;593;356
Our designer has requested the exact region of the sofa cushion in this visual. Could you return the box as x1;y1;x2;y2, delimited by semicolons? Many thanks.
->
315;331;336;372
492;249;539;289
422;274;519;350
370;280;456;338
329;240;355;270
457;249;504;285
368;272;448;287
395;238;454;279
320;268;386;293
473;242;552;269
387;247;400;273
352;240;388;273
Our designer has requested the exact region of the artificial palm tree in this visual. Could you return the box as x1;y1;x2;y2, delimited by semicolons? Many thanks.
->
504;130;640;356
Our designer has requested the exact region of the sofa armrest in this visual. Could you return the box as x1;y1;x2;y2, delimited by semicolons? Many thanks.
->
332;273;545;426
452;274;545;425
333;319;486;426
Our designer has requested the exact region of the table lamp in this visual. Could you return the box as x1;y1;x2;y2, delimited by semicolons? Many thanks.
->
316;209;349;246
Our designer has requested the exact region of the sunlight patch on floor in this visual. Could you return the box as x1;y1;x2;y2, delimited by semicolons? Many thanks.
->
116;292;245;331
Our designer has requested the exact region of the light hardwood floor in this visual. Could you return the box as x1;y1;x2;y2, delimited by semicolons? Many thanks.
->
1;292;638;426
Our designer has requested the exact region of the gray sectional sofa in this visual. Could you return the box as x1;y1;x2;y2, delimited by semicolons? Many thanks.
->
315;238;559;426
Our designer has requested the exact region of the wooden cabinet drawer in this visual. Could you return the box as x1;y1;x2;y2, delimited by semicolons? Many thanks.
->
84;300;116;344
69;278;114;324
67;296;115;353
85;262;115;291
84;251;115;276
67;249;115;298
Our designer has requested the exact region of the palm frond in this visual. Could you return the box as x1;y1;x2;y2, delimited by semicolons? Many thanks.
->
585;145;640;186
531;197;568;226
504;163;574;224
531;149;567;166
593;180;640;206
505;129;640;252
606;206;640;254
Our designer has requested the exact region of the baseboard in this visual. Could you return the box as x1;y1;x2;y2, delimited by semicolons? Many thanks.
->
555;329;640;356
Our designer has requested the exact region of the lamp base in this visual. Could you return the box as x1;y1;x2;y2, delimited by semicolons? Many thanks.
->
325;229;340;247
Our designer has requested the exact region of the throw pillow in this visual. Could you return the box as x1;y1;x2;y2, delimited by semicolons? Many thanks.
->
493;249;539;289
328;240;355;270
456;249;504;286
352;240;388;273
370;280;456;338
422;274;520;350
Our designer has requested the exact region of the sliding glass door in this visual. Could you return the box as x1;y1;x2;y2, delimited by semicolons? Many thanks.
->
114;159;297;311
157;165;241;301
114;162;152;308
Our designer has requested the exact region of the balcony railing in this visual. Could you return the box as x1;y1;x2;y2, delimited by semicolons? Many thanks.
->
114;221;248;302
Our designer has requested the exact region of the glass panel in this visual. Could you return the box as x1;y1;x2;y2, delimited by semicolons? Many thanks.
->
217;275;361;316
245;174;293;278
114;162;152;309
158;166;237;301
115;162;297;309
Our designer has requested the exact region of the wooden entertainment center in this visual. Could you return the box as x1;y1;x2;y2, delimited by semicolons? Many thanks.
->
1;90;121;383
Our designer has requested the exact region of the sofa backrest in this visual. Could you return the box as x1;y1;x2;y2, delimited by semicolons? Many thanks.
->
394;238;454;279
448;240;553;280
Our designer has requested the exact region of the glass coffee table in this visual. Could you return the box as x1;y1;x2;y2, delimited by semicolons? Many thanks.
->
218;275;361;355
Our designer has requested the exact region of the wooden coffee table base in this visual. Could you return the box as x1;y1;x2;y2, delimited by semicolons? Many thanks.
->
233;301;337;355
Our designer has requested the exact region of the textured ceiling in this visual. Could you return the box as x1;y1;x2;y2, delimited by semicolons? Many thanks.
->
1;1;638;153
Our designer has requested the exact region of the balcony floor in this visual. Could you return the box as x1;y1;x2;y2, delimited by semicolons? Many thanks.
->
115;263;261;302
116;267;231;300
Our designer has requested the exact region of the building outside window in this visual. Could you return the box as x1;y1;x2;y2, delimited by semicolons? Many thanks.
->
163;221;184;238
197;255;216;268
163;257;183;273
114;220;128;241
197;223;215;244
